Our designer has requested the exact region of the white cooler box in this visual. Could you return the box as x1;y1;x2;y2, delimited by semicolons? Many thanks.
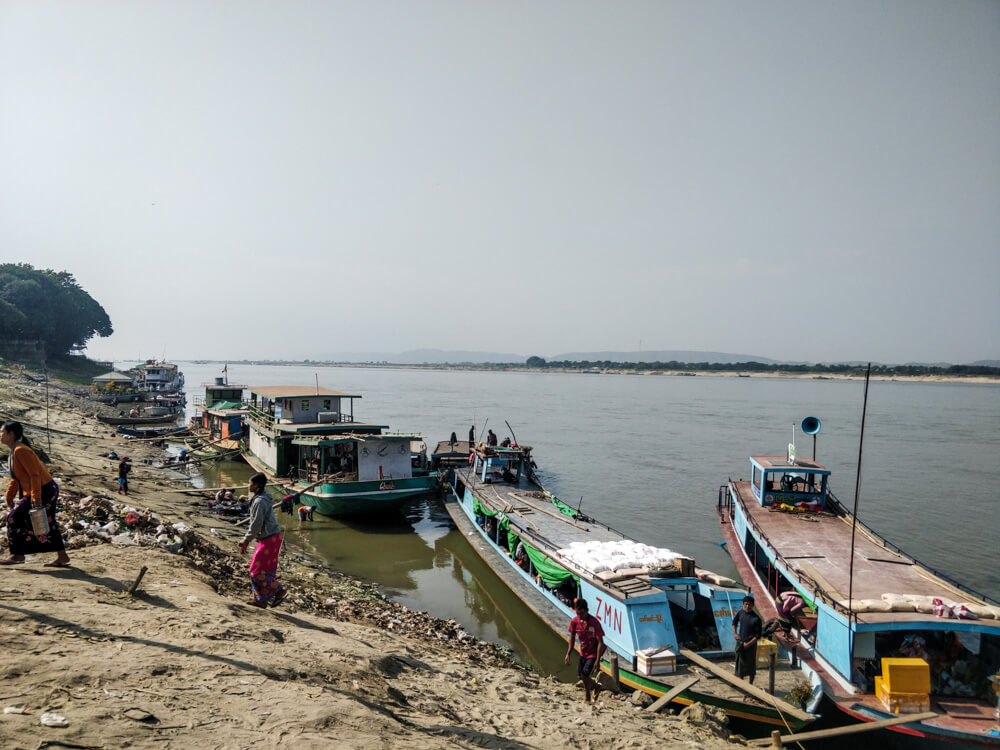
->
636;648;676;676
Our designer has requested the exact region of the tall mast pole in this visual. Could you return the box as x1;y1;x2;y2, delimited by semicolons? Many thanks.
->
847;362;872;666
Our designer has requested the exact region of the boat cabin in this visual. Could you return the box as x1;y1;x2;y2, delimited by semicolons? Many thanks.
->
204;378;245;409
749;456;830;509
204;407;247;443
192;378;245;427
244;385;420;483
471;445;530;485
290;433;420;483
248;385;357;426
132;360;184;392
91;371;137;391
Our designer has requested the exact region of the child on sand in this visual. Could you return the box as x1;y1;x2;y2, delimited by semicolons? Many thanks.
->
564;599;605;702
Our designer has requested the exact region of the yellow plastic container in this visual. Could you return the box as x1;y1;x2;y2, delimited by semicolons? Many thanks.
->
756;638;778;668
875;675;931;714
881;657;930;694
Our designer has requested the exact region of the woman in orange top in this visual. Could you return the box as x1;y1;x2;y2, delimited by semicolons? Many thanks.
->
1;421;70;567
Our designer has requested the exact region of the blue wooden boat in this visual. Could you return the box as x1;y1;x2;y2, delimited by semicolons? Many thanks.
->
719;450;1000;746
445;443;817;731
241;385;437;517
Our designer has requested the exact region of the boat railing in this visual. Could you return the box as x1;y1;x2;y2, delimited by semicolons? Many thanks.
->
826;488;1000;606
246;404;276;431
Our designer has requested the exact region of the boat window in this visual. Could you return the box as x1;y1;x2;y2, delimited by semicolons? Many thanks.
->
323;399;331;410
301;400;309;411
752;465;761;492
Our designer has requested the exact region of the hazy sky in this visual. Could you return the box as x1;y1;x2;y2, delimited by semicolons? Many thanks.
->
2;1;998;363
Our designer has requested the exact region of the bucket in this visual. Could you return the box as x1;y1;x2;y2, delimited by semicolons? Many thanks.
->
29;507;50;536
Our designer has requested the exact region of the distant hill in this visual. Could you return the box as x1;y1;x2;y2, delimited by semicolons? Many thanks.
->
969;360;1000;368
548;350;778;364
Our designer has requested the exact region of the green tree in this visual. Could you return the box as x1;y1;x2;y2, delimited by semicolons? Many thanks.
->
0;263;113;356
526;356;547;367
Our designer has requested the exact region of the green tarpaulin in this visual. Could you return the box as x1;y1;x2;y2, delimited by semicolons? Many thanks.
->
472;494;577;589
508;533;578;589
207;400;242;411
473;497;496;518
551;496;579;518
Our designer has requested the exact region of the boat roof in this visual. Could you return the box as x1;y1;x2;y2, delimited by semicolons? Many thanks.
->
731;479;1000;625
206;407;248;416
206;400;242;410
750;456;831;474
274;422;387;434
250;385;361;398
432;440;473;456
93;371;134;382
292;432;420;446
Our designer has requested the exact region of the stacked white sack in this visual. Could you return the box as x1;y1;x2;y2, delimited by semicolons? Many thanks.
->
557;540;686;575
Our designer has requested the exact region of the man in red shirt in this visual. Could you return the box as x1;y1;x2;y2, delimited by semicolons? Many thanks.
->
565;599;605;702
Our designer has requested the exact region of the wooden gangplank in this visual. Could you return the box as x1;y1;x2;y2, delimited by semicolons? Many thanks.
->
646;675;700;713
749;711;938;746
678;649;812;723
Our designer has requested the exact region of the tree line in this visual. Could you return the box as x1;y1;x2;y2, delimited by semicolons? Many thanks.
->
0;263;112;360
523;356;1000;377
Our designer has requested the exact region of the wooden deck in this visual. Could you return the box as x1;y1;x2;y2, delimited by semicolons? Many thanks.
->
732;481;1000;624
432;440;472;455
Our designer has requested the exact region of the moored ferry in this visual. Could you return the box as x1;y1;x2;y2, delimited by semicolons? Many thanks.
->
718;442;1000;745
445;442;819;731
241;385;437;516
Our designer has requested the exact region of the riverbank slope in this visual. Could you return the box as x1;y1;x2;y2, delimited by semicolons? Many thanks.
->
0;367;738;749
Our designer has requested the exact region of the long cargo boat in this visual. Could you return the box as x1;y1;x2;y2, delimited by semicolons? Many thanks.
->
445;443;819;731
242;385;437;517
98;412;183;426
718;451;1000;746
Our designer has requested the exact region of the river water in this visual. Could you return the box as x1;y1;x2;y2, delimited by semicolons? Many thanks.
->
174;362;1000;679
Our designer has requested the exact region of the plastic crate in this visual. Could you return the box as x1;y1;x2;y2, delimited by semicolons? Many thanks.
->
636;649;677;676
881;657;930;694
875;675;931;714
756;638;778;668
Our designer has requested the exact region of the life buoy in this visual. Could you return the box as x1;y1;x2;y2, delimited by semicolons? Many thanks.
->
468;451;475;465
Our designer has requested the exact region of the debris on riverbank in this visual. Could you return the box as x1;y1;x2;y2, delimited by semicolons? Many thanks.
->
0;365;740;748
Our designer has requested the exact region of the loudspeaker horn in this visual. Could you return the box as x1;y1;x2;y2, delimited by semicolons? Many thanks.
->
801;416;821;435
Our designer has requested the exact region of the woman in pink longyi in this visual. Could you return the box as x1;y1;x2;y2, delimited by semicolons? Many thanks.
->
238;473;287;608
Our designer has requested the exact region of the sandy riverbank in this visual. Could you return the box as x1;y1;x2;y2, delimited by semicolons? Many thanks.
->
0;367;740;749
